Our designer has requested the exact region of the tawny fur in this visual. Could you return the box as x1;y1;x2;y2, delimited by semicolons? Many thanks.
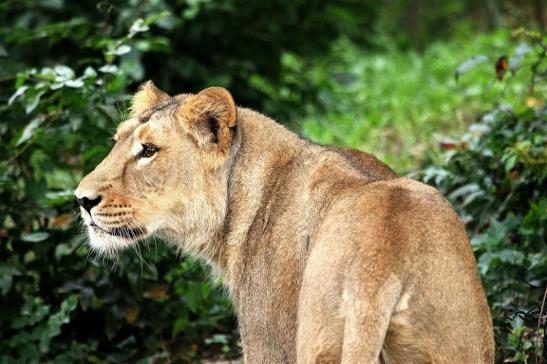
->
76;82;495;364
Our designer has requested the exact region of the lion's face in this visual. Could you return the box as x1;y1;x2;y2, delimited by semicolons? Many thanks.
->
75;82;237;255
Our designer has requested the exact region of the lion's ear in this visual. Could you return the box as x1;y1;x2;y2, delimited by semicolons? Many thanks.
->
179;87;237;153
130;81;170;117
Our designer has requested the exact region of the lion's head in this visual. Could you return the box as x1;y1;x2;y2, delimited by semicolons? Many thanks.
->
75;82;238;256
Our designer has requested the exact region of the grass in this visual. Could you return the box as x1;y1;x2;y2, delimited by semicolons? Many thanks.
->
297;29;537;173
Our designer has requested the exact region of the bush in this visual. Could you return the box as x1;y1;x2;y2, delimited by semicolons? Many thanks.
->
0;0;379;121
0;13;239;364
415;32;546;363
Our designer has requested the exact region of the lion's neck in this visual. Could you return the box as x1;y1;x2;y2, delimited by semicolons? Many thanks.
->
216;109;306;277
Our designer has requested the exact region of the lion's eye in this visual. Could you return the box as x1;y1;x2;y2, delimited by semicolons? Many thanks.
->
138;143;159;158
109;138;117;147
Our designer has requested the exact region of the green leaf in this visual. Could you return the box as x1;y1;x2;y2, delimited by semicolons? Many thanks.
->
11;297;51;329
53;65;75;82
172;317;189;336
504;153;517;171
65;79;84;88
25;90;45;114
98;65;118;74
82;66;97;79
55;243;72;260
39;295;78;353
448;183;480;200
106;44;131;57
21;232;50;243
16;116;45;146
495;249;525;265
129;19;150;37
143;11;171;26
0;264;21;295
8;85;29;105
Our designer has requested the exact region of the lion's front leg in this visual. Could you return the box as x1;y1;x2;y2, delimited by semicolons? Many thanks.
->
296;279;345;364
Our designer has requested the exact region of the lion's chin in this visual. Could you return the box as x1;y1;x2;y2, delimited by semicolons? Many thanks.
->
86;225;140;256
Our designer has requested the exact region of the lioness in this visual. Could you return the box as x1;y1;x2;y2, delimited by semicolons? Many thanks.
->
76;82;494;363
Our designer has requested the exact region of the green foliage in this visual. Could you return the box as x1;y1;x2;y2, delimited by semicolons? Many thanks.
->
0;0;379;121
0;8;238;363
415;35;546;363
419;105;546;362
298;30;545;172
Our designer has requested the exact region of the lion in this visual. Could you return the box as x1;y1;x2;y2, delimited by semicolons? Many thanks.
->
75;81;495;363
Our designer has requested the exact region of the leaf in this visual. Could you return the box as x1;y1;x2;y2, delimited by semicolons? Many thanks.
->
448;183;480;200
116;335;136;349
205;333;229;345
143;285;169;301
25;90;45;114
64;79;84;88
172;317;189;336
183;282;207;313
53;65;75;82
471;234;488;249
82;66;97;79
478;252;493;275
21;231;50;242
455;55;488;81
106;44;131;57
129;18;150;37
484;218;509;247
39;295;78;353
495;249;525;265
8;85;29;105
54;243;72;260
11;297;51;329
462;190;485;207
504;154;517;171
0;264;21;295
16;116;45;146
45;190;75;206
115;44;131;55
98;65;118;74
50;213;74;229
143;10;172;26
439;141;468;150
125;306;140;324
495;55;509;80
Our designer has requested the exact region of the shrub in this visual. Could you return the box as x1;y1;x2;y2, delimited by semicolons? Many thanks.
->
0;14;238;364
416;32;546;363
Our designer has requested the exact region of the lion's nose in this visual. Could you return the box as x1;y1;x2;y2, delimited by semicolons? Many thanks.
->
76;195;102;214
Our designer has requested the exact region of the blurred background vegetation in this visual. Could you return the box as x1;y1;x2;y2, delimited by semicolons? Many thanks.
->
0;0;545;363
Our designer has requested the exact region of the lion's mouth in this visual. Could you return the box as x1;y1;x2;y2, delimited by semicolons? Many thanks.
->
90;222;147;240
